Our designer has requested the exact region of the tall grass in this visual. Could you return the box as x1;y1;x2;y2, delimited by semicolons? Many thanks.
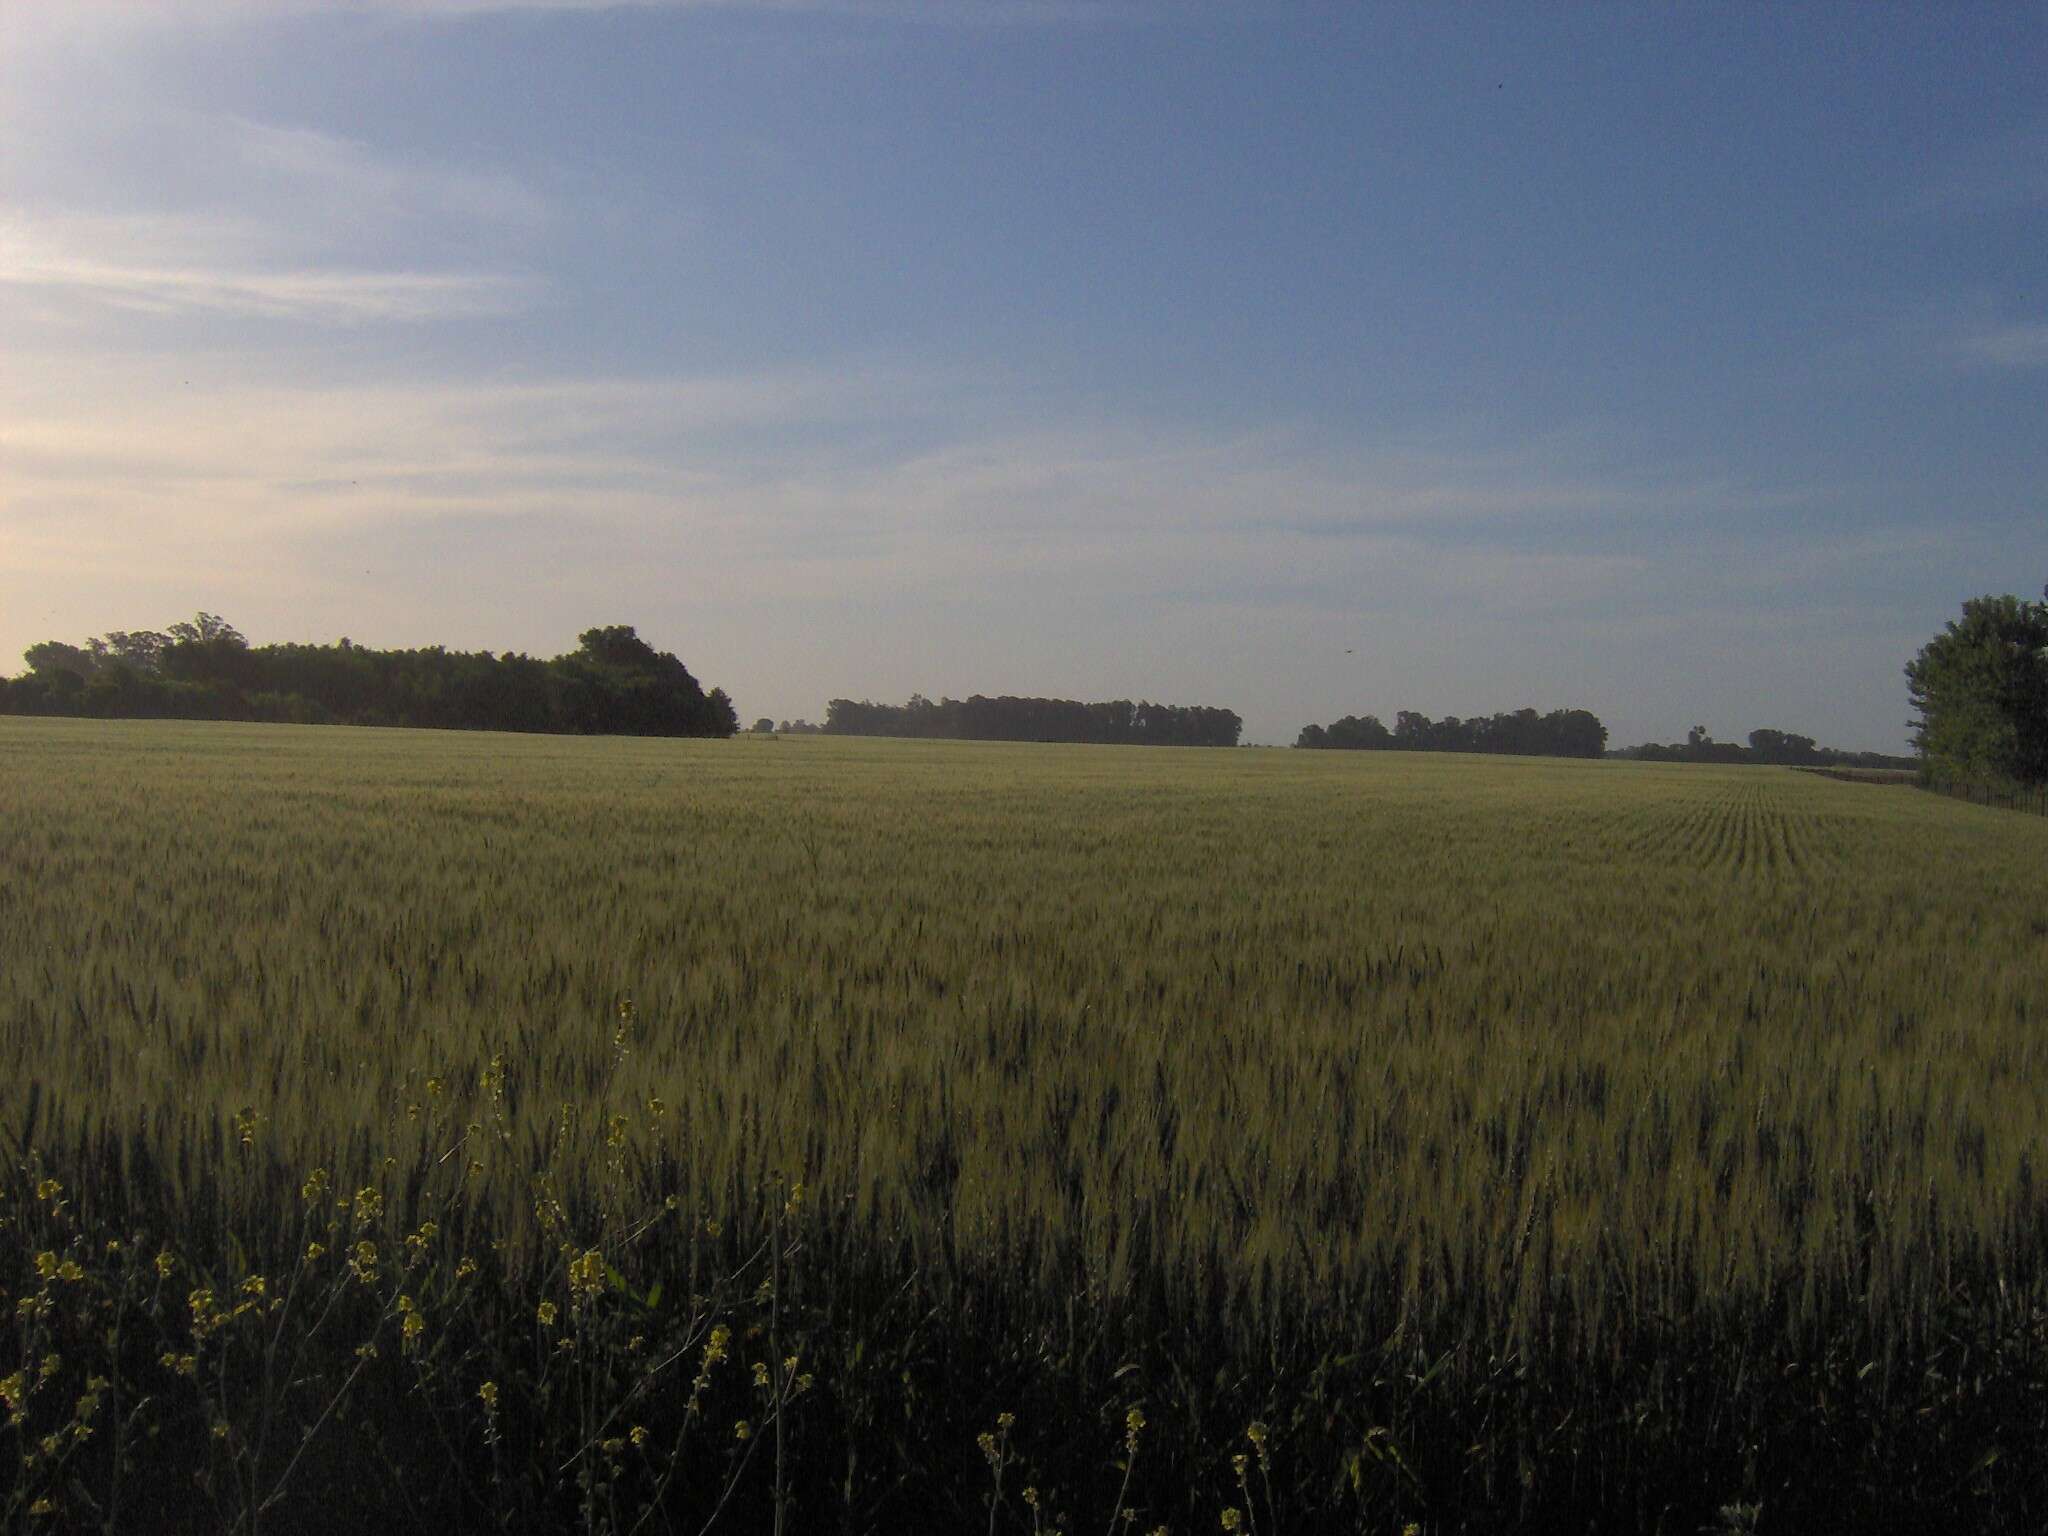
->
4;719;2047;1531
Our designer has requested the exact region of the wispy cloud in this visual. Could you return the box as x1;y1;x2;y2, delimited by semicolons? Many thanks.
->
206;115;553;232
34;0;1130;25
0;215;534;323
1957;321;2048;370
0;349;1917;746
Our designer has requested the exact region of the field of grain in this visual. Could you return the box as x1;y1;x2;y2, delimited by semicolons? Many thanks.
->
4;718;2047;1533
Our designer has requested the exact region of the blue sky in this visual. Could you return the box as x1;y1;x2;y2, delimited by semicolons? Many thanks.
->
3;3;2044;748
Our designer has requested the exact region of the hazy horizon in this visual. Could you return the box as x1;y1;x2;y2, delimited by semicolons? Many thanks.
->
5;3;2045;753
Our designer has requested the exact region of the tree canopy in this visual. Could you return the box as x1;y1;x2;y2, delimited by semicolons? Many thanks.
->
1;616;738;739
825;694;1242;747
1296;707;1607;758
1905;588;2048;784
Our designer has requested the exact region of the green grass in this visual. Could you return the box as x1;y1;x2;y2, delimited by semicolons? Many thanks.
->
4;718;2047;1532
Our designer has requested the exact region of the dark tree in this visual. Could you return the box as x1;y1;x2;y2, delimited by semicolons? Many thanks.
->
4;618;738;740
1747;729;1819;765
23;641;99;681
1905;589;2048;783
166;613;244;647
1298;707;1606;759
824;694;1242;747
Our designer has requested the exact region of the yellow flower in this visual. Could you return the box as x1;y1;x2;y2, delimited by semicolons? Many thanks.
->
302;1168;329;1204
477;1380;499;1411
402;1310;425;1345
1247;1419;1271;1473
536;1301;558;1327
1220;1510;1243;1533
154;1250;176;1279
753;1361;772;1389
33;1251;58;1280
306;1241;327;1263
630;1425;648;1447
733;1419;751;1442
455;1257;478;1280
57;1260;83;1283
35;1178;62;1203
0;1370;25;1412
567;1248;606;1304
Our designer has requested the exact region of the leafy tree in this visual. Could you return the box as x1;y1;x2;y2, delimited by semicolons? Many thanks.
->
1905;589;2048;783
573;624;660;672
166;613;246;648
93;630;170;673
753;718;775;734
1747;729;1818;765
23;641;99;680
4;617;738;739
1298;707;1605;758
823;694;1241;746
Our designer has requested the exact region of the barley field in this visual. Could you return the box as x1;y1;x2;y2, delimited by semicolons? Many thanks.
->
4;718;2047;1533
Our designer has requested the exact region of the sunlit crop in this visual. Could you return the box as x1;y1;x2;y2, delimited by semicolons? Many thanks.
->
3;719;2046;1530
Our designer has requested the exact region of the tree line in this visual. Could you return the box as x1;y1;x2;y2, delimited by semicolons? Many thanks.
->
0;616;738;738
824;694;1244;747
1615;727;1916;771
1295;707;1608;758
9;587;2038;769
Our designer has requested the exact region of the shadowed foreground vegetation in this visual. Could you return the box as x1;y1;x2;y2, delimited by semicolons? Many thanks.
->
4;721;2048;1532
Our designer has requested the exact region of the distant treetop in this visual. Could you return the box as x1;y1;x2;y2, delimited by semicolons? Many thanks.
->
1295;707;1606;758
824;694;1242;747
1;614;739;739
